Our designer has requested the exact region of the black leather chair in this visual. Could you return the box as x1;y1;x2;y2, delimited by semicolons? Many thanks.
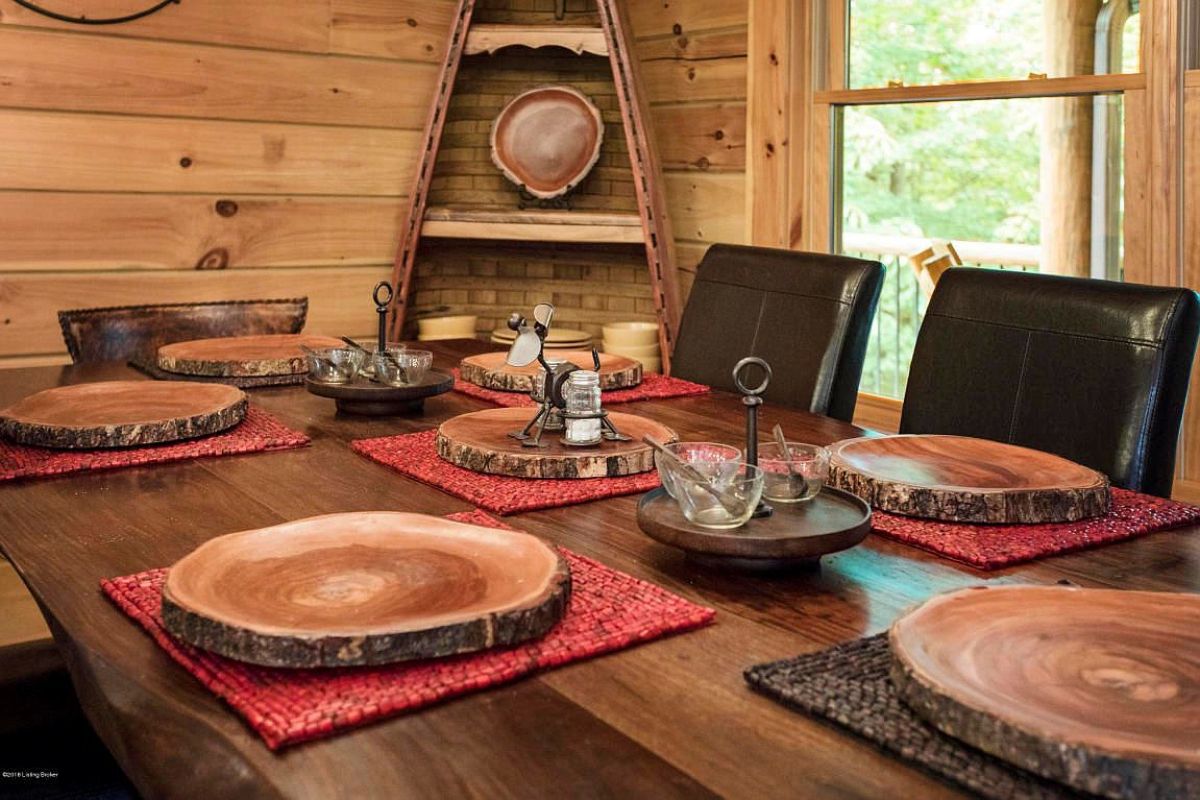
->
901;268;1200;497
671;244;884;421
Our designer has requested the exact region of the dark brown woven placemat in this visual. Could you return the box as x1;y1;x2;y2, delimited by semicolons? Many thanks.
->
744;634;1090;800
129;358;304;388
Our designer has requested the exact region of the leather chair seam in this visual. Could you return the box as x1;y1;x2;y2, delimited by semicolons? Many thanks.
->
923;311;1168;349
694;277;857;306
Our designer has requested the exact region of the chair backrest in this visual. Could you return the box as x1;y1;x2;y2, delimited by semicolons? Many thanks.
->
58;298;309;364
900;268;1200;497
671;245;884;421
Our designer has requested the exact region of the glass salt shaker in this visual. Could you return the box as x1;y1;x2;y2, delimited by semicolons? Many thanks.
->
563;370;602;445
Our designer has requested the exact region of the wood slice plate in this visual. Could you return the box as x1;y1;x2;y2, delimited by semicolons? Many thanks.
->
305;370;454;416
0;381;246;449
890;586;1200;800
489;85;604;199
436;407;675;479
828;434;1110;523
459;351;642;393
156;334;344;378
637;486;871;570
162;512;571;668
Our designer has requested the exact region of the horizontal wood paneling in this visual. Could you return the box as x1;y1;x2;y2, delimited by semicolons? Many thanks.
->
331;0;458;62
651;104;746;171
0;193;400;271
0;110;417;195
665;173;746;243
642;54;748;105
0;268;388;357
627;1;748;37
0;28;436;129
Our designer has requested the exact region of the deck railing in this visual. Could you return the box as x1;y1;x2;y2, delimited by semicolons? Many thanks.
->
841;232;1040;399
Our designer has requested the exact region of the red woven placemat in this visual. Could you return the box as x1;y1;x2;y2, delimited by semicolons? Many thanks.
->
452;370;710;408
870;488;1200;569
352;429;661;515
0;407;309;483
100;510;715;750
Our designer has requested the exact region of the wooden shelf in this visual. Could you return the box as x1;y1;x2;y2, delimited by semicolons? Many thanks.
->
464;24;608;57
421;206;643;244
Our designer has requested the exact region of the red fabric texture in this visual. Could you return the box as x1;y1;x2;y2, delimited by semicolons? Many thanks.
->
0;408;309;482
452;370;710;408
870;488;1200;569
352;429;661;515
100;510;716;750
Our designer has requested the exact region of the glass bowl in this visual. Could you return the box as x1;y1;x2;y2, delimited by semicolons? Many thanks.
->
306;347;365;384
758;442;830;503
654;441;742;499
671;462;764;530
372;348;432;386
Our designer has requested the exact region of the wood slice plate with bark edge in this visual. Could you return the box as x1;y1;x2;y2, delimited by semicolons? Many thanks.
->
459;351;642;393
156;334;344;378
489;85;604;199
436;407;675;479
636;486;870;570
161;512;571;668
0;381;247;449
889;586;1200;800
827;434;1110;523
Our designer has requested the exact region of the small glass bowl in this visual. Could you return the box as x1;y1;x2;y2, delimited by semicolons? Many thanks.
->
306;347;365;384
372;348;432;386
672;462;764;530
358;342;406;378
655;441;742;500
758;442;830;503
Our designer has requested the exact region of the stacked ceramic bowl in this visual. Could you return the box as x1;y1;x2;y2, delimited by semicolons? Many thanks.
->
490;326;592;350
602;322;660;373
417;315;478;342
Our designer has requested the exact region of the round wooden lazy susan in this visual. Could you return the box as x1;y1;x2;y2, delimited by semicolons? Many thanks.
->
437;407;675;479
637;486;870;570
161;512;571;668
157;334;344;378
828;434;1110;523
0;381;246;449
459;351;642;393
490;85;604;199
305;370;454;416
890;586;1200;800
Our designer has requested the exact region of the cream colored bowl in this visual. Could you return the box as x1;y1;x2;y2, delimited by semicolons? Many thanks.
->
418;315;477;340
602;321;659;347
604;341;659;358
635;356;662;374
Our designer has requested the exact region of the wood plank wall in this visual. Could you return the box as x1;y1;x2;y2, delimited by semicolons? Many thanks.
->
0;0;748;367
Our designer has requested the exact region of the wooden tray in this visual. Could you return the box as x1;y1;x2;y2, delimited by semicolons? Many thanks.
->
157;334;344;378
0;381;246;449
305;370;454;416
436;407;675;479
637;486;871;570
490;85;604;199
890;586;1200;800
161;512;571;668
828;434;1110;523
459;350;642;393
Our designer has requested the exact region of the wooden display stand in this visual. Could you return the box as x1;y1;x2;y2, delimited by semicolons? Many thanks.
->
162;512;571;668
459;351;641;393
828;434;1110;523
0;381;246;449
157;334;343;378
437;407;674;479
890;586;1200;799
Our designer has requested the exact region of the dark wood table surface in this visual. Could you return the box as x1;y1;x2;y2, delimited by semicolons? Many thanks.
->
2;340;1197;800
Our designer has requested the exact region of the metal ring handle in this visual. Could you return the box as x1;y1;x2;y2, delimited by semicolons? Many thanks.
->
733;357;772;396
372;281;394;309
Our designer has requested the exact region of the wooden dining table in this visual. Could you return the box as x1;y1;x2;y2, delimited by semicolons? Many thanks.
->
1;339;1197;800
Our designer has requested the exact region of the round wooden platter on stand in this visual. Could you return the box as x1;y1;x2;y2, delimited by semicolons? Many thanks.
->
889;585;1200;800
436;407;675;479
490;85;604;199
828;434;1110;523
0;381;246;449
459;351;642;393
161;512;571;668
305;370;454;416
636;486;871;570
157;334;344;378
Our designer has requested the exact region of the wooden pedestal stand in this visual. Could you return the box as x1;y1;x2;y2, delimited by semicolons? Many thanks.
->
437;407;674;478
890;586;1200;800
0;381;246;449
162;512;571;668
828;434;1110;523
459;351;641;392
